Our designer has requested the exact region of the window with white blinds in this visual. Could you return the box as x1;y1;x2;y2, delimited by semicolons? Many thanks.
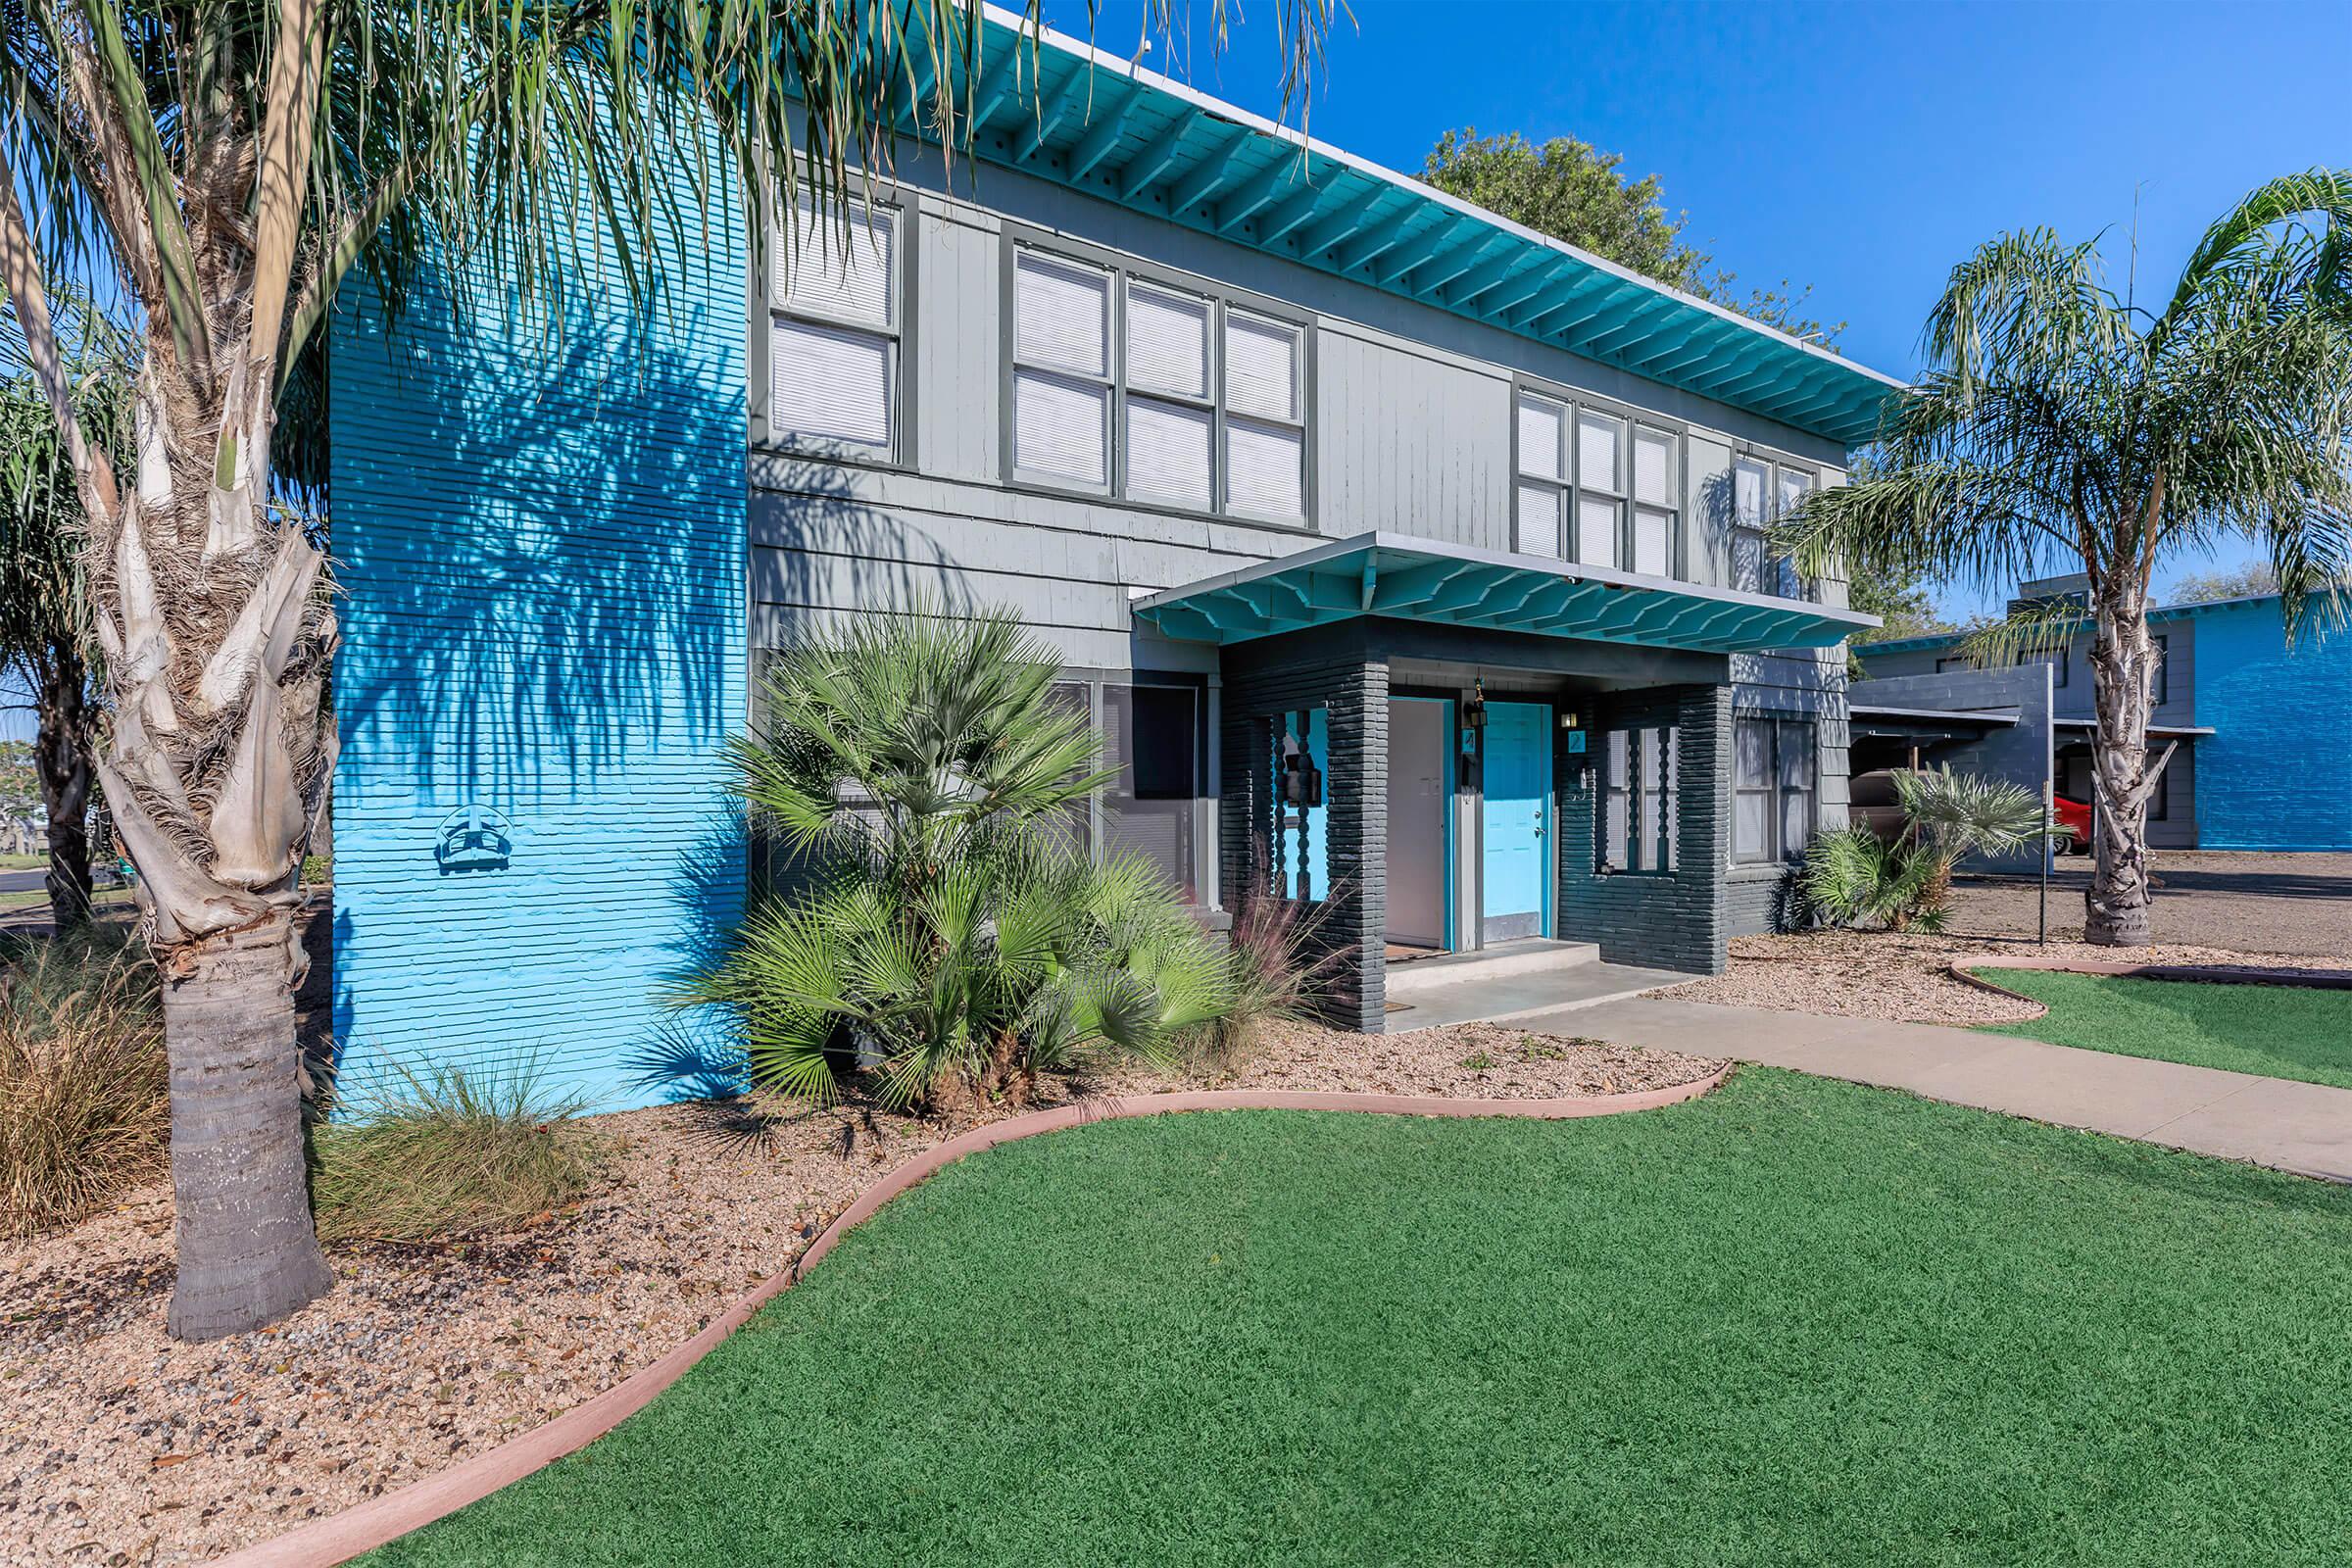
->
1222;310;1306;521
1125;282;1213;508
1731;455;1817;600
771;192;900;456
1631;426;1678;578
1008;244;1311;523
1514;392;1568;558
1575;410;1625;568
1012;251;1113;488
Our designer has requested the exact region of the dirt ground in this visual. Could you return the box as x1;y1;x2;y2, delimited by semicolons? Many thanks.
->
0;1022;1717;1568
1665;928;2348;1027
1946;850;2352;958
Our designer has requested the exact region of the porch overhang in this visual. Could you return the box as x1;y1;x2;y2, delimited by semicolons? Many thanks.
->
1132;532;1879;655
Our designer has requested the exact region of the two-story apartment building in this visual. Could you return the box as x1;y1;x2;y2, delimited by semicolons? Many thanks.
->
1858;577;2352;858
327;10;1900;1108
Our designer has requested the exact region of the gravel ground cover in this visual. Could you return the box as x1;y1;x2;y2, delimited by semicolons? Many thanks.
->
377;1070;2352;1568
0;1023;1718;1567
1976;969;2352;1090
1660;929;2348;1027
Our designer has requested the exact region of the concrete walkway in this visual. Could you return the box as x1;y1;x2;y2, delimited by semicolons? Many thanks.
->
1519;995;2352;1184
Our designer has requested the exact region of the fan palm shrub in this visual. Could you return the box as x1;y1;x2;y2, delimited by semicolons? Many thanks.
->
679;612;1233;1111
1802;766;2058;933
1781;171;2352;948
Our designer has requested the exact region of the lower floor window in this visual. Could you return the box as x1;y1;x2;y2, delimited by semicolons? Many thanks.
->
1053;675;1207;902
1601;724;1678;873
1735;716;1816;862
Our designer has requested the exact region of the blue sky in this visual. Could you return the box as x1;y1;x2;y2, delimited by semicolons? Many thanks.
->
1054;0;2352;614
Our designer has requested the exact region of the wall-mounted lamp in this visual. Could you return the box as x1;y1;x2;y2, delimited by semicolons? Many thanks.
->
1463;677;1489;733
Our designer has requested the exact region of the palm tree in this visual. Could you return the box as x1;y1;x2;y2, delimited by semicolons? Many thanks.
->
1783;172;2352;947
1;296;129;929
0;1;1332;1340
681;611;1231;1110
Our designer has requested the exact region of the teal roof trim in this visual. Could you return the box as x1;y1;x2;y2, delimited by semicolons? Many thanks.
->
1862;590;2300;656
1132;533;1879;653
912;8;1903;447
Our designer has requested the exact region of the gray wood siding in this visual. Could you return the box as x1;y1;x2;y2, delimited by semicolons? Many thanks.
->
751;157;1847;662
1314;323;1512;551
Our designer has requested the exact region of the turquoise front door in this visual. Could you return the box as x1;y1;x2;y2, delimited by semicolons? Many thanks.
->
1480;700;1551;943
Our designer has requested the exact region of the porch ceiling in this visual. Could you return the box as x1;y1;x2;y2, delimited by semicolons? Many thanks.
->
1131;532;1879;654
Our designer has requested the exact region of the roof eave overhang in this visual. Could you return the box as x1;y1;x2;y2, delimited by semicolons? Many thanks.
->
1133;532;1879;655
899;8;1908;448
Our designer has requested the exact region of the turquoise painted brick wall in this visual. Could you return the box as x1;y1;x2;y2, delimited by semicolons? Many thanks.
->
2193;598;2352;851
328;162;747;1112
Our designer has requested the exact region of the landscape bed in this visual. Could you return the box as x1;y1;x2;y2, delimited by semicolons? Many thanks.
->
373;1069;2352;1567
1972;967;2352;1091
0;1021;1716;1567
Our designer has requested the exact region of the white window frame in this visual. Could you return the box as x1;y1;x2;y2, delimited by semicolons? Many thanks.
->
767;187;904;462
1005;236;1314;526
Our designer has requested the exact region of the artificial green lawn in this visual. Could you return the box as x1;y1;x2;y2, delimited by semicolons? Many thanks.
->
1975;967;2352;1091
376;1070;2352;1567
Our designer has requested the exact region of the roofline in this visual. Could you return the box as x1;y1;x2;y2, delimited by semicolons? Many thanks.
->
1847;703;2021;726
1131;529;1883;631
952;7;1901;444
1862;588;2305;655
986;7;1907;404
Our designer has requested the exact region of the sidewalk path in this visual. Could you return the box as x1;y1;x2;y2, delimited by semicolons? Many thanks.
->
1529;996;2352;1184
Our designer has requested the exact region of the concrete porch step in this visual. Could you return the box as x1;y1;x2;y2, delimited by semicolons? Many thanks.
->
1382;938;1600;998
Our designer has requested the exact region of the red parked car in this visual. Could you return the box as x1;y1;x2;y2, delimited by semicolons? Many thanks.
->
2052;794;2092;851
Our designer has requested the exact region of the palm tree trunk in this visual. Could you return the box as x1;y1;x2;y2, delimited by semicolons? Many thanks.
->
162;913;333;1342
33;643;92;928
2084;581;2159;947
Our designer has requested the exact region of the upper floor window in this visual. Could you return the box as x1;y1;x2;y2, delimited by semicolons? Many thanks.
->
1936;655;1975;674
1514;391;1569;560
770;191;899;458
1632;426;1679;577
2017;646;2069;688
1733;456;1816;599
1009;245;1307;524
2151;634;2170;705
1513;392;1678;576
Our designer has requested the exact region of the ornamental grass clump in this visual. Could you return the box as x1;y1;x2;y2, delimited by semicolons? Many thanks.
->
0;930;168;1236
679;610;1234;1111
309;1060;598;1245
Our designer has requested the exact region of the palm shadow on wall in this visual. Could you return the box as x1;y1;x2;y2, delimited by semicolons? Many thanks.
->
327;261;967;1100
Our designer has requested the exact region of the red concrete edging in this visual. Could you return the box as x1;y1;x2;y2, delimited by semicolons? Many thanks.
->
215;1070;1731;1568
1953;956;2352;1009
